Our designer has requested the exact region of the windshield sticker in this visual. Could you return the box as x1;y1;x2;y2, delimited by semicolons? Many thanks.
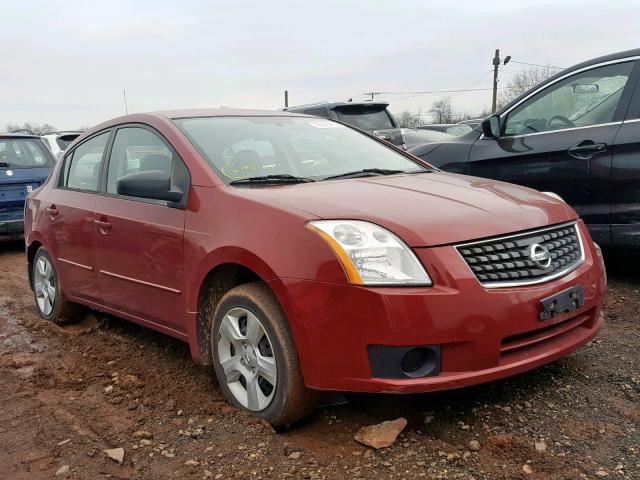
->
221;158;261;179
308;121;344;129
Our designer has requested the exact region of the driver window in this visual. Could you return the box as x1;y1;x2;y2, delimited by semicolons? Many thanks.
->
107;127;189;200
504;61;634;136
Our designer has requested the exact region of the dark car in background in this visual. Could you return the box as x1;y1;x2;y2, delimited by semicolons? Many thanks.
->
410;49;640;248
418;123;473;137
285;101;405;148
402;128;455;150
1;133;55;236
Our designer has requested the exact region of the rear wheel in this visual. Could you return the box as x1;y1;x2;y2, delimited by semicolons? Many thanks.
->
211;282;317;428
32;247;82;324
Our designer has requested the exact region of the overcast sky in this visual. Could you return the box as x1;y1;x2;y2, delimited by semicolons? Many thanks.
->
2;0;639;129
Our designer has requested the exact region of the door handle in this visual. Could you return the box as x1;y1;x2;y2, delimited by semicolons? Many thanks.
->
45;205;59;216
93;218;112;232
567;141;607;160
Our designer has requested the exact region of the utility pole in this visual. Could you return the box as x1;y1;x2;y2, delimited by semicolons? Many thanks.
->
364;92;379;101
123;89;129;114
284;90;289;108
491;49;500;113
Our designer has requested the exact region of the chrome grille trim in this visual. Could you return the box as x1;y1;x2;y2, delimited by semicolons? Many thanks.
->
455;221;585;288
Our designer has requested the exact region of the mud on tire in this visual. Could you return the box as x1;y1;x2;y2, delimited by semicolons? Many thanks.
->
32;247;83;324
211;282;318;428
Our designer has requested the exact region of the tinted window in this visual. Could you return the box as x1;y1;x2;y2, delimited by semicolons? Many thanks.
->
176;116;427;183
0;138;53;168
336;106;394;131
505;62;634;136
106;127;188;199
66;132;109;191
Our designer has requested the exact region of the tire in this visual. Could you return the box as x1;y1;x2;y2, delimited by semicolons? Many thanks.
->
211;282;318;428
32;247;83;324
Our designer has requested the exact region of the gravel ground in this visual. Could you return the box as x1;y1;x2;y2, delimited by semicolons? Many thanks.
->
0;240;638;479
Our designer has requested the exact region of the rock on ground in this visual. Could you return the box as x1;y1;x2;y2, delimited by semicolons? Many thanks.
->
104;447;125;465
354;417;408;449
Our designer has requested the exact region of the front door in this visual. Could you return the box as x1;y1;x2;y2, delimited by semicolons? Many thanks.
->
468;60;637;244
611;69;640;247
93;126;189;334
45;131;110;302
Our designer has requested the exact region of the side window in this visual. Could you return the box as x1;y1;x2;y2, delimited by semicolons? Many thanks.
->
66;132;109;191
106;127;188;200
504;62;635;136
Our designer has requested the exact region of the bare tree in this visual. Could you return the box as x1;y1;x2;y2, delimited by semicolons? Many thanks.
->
497;65;554;109
429;97;458;124
395;110;423;128
5;121;58;135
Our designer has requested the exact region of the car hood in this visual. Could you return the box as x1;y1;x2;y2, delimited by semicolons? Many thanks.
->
241;172;578;247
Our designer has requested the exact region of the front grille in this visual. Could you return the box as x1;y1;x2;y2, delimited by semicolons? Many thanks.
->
456;222;584;287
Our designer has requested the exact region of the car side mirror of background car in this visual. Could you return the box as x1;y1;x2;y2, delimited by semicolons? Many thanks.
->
117;170;183;203
482;115;501;139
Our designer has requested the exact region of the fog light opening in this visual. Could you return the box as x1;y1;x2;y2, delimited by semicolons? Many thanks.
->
400;347;438;378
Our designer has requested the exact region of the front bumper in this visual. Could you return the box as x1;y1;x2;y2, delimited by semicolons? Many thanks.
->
275;221;606;393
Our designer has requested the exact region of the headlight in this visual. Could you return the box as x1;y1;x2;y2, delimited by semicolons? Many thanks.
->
306;220;432;286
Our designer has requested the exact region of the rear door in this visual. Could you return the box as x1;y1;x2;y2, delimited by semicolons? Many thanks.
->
468;60;638;245
45;131;110;302
93;125;190;334
611;60;640;247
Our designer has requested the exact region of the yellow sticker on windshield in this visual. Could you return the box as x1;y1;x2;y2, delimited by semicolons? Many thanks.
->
221;158;260;179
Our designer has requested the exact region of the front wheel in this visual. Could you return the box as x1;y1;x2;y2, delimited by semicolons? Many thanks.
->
211;282;317;428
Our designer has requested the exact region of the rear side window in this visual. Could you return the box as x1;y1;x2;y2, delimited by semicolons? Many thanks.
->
106;126;189;199
336;106;395;131
0;139;53;168
65;132;109;192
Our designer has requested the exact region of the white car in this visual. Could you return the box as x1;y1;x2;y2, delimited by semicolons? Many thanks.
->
41;131;82;159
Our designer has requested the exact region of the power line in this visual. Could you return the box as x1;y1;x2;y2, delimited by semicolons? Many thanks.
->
509;60;565;70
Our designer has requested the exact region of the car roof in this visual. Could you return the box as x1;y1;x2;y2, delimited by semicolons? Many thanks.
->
156;108;311;119
284;101;390;111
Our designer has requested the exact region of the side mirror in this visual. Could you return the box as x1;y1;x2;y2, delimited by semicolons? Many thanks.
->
117;170;183;203
482;115;501;139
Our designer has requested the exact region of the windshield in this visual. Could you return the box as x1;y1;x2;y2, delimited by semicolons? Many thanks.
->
0;138;53;168
335;106;395;131
176;116;427;183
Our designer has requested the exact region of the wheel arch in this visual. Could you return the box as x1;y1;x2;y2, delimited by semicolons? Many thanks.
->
190;247;298;367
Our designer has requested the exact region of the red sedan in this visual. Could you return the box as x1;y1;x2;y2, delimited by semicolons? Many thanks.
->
24;109;606;427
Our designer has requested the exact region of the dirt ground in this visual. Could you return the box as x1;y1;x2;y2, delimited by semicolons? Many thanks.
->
0;239;638;480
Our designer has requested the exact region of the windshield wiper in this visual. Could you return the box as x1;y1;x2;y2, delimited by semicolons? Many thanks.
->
230;174;315;185
321;168;410;181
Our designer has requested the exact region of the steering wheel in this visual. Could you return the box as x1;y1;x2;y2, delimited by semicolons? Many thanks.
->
546;115;575;130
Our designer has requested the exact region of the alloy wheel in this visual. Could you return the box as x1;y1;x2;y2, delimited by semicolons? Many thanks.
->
34;256;56;316
216;307;277;411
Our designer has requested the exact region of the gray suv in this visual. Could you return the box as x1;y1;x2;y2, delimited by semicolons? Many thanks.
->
284;101;405;148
